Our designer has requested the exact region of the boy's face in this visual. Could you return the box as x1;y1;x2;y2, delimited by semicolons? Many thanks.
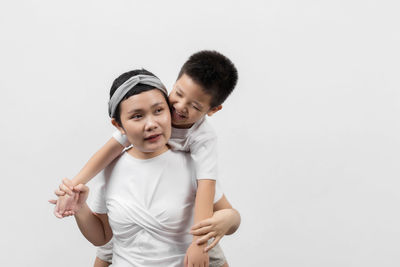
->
169;73;221;129
113;89;171;159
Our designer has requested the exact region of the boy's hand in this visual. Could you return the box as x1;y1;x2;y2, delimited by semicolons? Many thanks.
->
56;178;78;217
190;209;235;252
55;194;77;218
184;242;209;267
49;193;77;218
49;184;89;216
49;178;80;218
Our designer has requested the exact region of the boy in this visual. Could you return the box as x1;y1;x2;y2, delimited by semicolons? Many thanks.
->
54;50;238;266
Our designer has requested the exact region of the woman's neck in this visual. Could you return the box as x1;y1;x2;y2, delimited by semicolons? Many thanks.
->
127;145;170;160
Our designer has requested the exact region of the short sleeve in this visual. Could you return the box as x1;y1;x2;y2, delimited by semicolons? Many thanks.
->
96;238;113;262
89;172;108;214
112;130;130;147
190;137;218;181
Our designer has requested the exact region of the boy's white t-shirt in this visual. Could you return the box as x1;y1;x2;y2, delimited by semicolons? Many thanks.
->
113;117;218;180
90;149;223;267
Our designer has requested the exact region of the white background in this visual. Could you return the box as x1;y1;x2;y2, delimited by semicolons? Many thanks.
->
1;0;399;266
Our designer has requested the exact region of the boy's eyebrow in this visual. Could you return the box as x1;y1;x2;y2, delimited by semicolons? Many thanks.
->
176;86;204;109
192;101;203;109
126;102;165;114
176;86;184;94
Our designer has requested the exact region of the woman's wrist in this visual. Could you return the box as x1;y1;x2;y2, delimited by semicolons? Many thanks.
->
74;202;89;217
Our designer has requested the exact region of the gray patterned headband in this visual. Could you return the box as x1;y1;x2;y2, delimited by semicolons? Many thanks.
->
108;74;168;118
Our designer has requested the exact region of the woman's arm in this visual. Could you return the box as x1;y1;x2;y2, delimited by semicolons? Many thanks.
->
71;184;113;246
213;195;241;235
190;195;241;251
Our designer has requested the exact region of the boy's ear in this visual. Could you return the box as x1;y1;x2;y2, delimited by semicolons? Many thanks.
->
207;105;222;117
111;118;126;135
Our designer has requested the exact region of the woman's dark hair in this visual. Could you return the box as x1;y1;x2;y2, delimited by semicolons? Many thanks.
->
110;69;169;125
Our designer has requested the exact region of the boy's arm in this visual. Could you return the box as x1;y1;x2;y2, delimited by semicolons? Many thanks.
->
54;137;124;217
193;180;216;237
185;179;215;266
70;137;124;187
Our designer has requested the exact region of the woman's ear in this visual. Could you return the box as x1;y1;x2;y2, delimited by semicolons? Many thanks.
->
207;105;222;117
111;118;126;135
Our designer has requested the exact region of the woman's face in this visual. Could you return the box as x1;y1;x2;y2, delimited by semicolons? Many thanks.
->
114;89;171;159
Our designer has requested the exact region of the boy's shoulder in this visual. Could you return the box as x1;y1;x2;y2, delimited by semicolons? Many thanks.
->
169;117;217;152
189;117;217;139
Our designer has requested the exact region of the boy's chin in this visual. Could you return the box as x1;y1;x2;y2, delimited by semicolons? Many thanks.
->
172;121;194;129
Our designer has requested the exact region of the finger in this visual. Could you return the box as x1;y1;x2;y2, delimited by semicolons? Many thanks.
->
191;220;212;231
66;210;74;216
74;184;89;193
53;208;63;219
196;232;215;245
48;199;57;205
62;177;74;189
55;195;61;214
59;183;73;196
190;225;213;236
204;236;222;252
184;253;188;267
54;189;66;196
58;194;72;214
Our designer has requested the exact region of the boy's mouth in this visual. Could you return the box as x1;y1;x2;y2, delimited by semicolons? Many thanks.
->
172;109;187;121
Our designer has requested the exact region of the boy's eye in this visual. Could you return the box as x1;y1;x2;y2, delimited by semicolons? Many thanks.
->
176;91;182;97
192;105;201;111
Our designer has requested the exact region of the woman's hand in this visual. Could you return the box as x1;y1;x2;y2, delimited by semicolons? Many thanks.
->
69;184;90;215
190;209;240;252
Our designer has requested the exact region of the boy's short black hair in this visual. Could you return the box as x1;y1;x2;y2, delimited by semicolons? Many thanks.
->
177;50;238;108
110;69;168;125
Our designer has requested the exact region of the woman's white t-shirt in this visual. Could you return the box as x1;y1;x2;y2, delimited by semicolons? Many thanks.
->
91;149;222;267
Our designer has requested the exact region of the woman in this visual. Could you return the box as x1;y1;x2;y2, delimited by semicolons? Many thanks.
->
62;70;239;267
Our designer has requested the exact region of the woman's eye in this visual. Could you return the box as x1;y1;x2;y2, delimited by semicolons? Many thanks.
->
176;92;182;97
155;108;164;114
131;114;142;119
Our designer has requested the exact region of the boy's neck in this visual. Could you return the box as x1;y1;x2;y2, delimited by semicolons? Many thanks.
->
172;123;194;129
172;116;206;129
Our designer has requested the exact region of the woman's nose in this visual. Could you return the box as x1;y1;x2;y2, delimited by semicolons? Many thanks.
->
144;116;158;131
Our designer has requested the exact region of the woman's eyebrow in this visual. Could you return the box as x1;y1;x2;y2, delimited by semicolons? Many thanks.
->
127;102;165;113
151;101;165;107
126;108;143;114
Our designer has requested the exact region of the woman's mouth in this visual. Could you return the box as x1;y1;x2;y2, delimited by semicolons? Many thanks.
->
144;134;161;142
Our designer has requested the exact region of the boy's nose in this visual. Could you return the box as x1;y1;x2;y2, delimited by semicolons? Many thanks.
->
174;101;187;113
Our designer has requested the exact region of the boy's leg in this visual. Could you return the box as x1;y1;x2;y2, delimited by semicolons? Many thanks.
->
208;243;227;267
94;257;110;267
